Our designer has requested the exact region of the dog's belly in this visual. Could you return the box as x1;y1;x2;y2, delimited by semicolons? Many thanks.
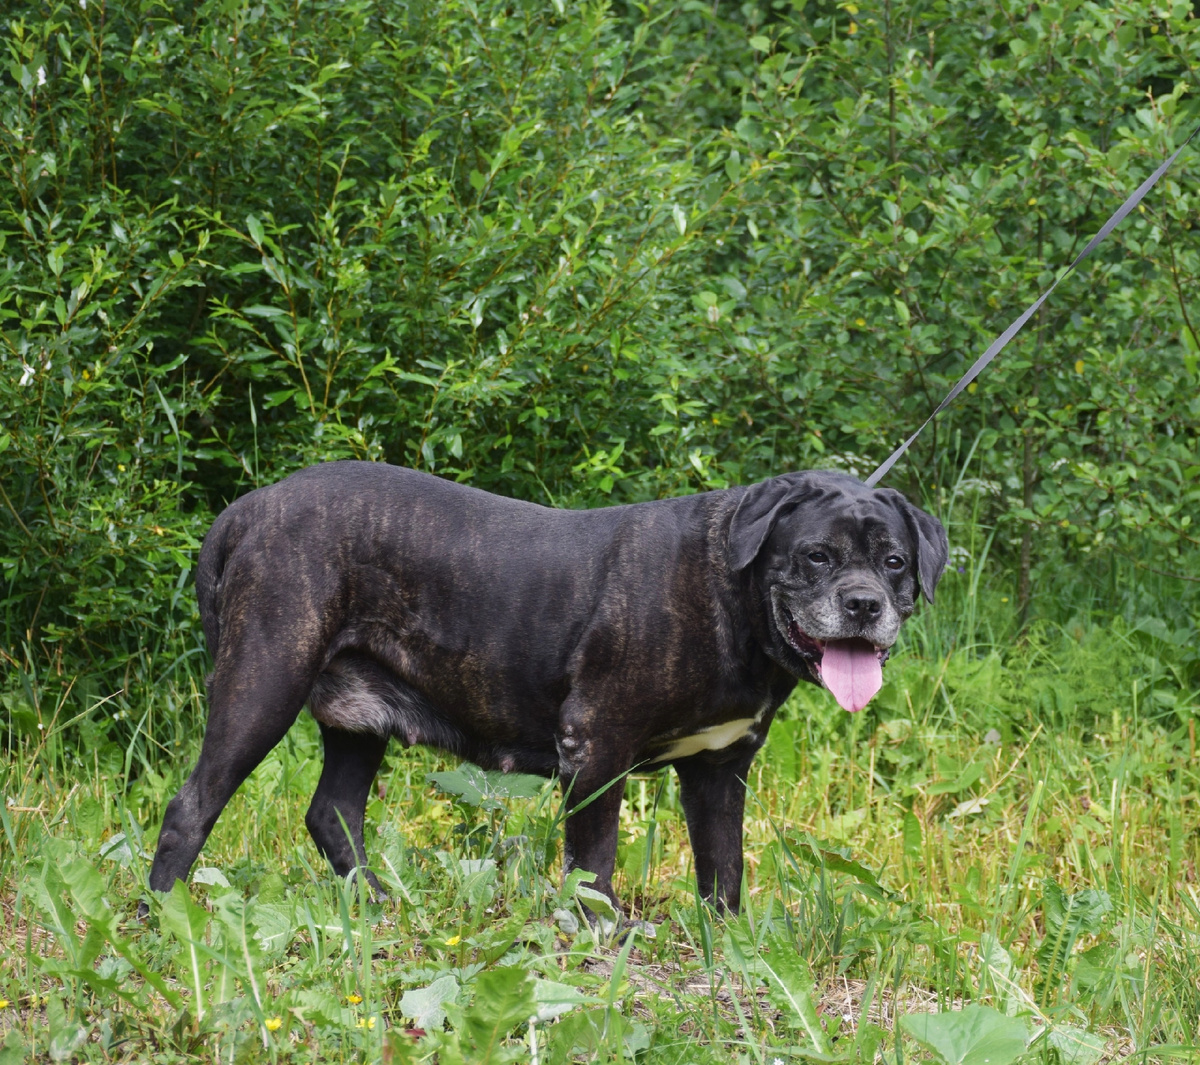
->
306;651;560;775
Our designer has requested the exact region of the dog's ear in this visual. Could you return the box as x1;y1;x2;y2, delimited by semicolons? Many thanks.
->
727;473;820;573
904;501;949;603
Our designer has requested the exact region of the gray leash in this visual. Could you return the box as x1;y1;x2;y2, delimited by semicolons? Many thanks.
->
865;121;1200;489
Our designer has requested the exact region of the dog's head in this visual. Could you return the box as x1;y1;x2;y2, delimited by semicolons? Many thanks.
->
727;470;948;712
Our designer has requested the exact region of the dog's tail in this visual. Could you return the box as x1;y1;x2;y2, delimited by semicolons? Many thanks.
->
195;505;237;659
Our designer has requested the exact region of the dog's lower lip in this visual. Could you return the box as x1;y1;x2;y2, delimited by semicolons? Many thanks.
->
782;608;889;663
784;613;823;660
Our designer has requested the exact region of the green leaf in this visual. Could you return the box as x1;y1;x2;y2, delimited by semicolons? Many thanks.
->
977;933;1018;1014
0;1030;27;1065
160;880;212;1020
428;767;484;806
787;833;895;900
757;934;829;1053
531;979;597;1022
46;997;89;1062
400;974;460;1030
193;866;231;887
1044;1026;1106;1065
725;150;742;184
246;214;265;246
903;811;922;861
1036;880;1113;999
452;967;535;1063
282;988;352;1028
575;885;618;927
900;1005;1028;1065
428;764;547;809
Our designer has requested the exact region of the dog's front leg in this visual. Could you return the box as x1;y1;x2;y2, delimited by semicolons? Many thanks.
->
556;713;634;910
673;746;759;913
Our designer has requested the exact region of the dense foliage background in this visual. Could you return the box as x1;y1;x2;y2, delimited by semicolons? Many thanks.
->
4;3;1200;1062
2;0;1198;753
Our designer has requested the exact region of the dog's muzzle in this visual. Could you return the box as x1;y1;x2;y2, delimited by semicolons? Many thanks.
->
777;602;890;713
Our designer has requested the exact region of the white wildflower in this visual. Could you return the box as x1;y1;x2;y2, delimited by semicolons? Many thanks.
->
37;66;47;86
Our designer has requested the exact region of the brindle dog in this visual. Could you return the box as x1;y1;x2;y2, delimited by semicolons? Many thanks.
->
148;463;946;913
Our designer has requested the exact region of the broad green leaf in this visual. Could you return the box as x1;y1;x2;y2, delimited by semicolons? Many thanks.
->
1045;1026;1106;1065
281;988;352;1028
193;866;230;887
0;1030;26;1065
575;885;618;928
59;857;111;925
900;1005;1028;1065
532;979;597;1022
447;967;535;1064
400;974;460;1030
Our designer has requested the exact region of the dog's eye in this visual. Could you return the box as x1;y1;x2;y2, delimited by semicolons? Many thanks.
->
807;551;830;565
885;555;905;571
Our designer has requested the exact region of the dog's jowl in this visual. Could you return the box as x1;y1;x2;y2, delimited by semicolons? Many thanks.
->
148;463;947;913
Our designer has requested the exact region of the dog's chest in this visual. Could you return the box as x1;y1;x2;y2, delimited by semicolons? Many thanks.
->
647;701;771;763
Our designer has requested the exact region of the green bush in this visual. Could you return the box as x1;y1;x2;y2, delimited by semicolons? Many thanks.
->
2;0;1198;729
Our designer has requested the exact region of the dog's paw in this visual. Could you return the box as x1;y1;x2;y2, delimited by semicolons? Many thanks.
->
617;919;657;944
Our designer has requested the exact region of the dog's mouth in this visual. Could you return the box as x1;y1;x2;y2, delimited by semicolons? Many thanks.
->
782;611;889;714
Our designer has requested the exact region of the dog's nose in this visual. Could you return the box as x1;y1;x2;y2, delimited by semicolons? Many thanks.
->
841;588;882;620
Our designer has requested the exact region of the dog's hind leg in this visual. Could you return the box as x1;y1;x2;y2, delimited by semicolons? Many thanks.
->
305;724;389;897
148;651;310;895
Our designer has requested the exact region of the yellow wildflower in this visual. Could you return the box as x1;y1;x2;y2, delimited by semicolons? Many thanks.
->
356;1017;377;1030
265;1017;283;1032
0;1000;9;1009
1074;359;1084;374
444;935;461;947
347;993;363;1005
854;318;866;328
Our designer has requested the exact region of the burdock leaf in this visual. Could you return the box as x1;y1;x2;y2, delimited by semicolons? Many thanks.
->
900;1005;1028;1065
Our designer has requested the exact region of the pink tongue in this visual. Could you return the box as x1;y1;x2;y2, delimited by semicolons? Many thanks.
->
819;639;883;713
